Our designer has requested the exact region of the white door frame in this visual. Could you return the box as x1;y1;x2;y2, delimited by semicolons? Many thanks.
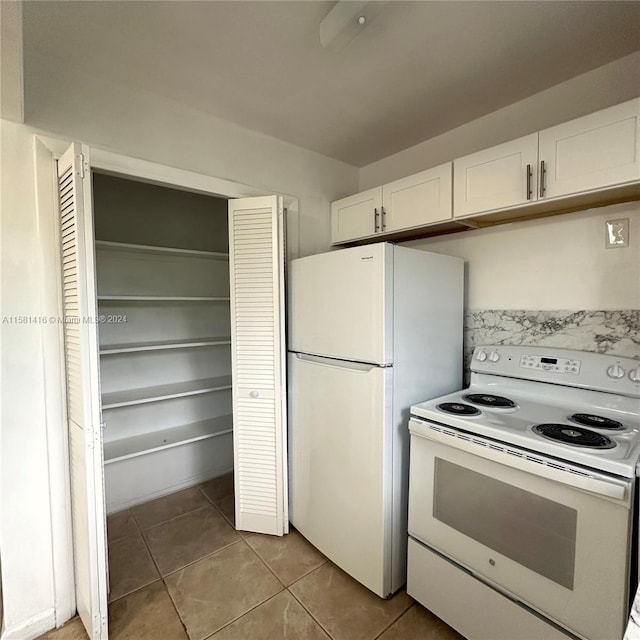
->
33;132;298;629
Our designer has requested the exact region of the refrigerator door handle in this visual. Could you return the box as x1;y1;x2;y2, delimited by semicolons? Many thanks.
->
293;352;381;372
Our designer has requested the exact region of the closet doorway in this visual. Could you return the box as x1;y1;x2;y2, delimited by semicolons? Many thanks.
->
51;141;291;639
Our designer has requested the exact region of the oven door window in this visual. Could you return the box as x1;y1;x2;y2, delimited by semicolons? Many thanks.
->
434;458;577;589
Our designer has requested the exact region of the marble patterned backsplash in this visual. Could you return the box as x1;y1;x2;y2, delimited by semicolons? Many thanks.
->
463;310;640;380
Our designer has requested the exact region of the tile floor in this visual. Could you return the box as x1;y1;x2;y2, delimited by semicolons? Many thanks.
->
39;475;464;640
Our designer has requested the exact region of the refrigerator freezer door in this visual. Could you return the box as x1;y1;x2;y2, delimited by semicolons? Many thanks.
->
288;352;393;597
288;243;393;365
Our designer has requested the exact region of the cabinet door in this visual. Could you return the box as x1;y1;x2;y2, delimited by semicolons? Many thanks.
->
538;98;640;199
228;195;288;536
57;143;109;640
331;187;382;244
382;163;452;232
454;134;538;217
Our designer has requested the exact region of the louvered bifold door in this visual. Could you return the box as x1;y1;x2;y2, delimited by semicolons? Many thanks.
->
57;143;109;639
229;196;288;536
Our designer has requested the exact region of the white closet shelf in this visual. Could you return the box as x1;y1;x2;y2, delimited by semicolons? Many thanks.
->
103;415;233;463
95;240;229;259
102;375;232;409
100;337;231;355
98;295;230;301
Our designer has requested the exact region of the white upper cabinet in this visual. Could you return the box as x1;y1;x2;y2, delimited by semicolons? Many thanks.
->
331;164;453;244
331;187;382;244
538;98;640;199
382;164;452;233
454;99;640;218
332;100;640;243
453;134;539;217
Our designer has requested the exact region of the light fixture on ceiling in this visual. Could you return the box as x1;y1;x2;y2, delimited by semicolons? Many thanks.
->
319;1;388;52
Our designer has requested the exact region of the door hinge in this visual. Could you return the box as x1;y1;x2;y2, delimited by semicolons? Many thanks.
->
87;424;102;449
92;612;105;637
76;153;85;178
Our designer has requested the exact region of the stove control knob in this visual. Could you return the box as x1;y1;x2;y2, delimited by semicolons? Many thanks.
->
476;349;487;362
488;351;500;362
606;362;625;379
629;367;640;383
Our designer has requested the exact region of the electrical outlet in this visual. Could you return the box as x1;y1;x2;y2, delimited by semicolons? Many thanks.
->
605;218;629;249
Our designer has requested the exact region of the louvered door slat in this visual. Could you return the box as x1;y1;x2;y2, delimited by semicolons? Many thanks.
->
229;196;288;536
57;143;109;640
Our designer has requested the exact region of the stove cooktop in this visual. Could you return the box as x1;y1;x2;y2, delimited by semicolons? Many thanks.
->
411;346;640;478
413;385;640;477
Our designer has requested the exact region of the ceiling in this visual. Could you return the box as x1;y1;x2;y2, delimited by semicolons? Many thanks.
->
22;1;640;167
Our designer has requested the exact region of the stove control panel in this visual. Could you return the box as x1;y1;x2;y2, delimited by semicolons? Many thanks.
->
519;354;581;375
470;345;640;396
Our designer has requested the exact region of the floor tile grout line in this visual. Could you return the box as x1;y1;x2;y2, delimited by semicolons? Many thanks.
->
117;508;242;582
107;476;233;536
286;565;413;640
161;534;284;639
136;500;241;576
107;576;163;606
161;572;194;639
108;481;349;640
198;488;237;530
106;526;162;604
159;536;246;580
285;556;329;589
106;509;142;546
372;602;415;640
136;500;222;535
286;586;337;640
132;487;233;639
131;504;202;532
242;536;291;587
124;483;223;532
107;490;232;638
107;514;163;605
135;513;163;574
242;531;328;590
200;588;289;640
283;556;329;587
198;482;234;509
198;486;248;534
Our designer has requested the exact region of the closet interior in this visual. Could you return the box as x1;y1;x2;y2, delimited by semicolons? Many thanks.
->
92;173;233;513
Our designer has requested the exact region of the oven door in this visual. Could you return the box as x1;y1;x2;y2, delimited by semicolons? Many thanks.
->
408;418;634;640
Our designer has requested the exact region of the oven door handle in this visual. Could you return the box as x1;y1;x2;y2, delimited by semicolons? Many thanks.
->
410;420;632;503
522;459;629;502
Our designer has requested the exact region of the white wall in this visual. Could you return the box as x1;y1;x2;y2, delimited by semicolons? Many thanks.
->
0;1;23;123
1;121;58;639
403;202;640;311
1;42;359;638
24;50;358;259
359;52;640;190
358;52;640;315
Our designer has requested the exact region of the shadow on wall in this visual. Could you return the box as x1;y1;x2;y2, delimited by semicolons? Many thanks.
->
462;309;639;384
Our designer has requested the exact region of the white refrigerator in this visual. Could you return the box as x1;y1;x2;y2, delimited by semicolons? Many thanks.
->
288;242;463;597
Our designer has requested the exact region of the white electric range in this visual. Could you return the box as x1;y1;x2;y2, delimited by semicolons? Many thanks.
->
407;345;640;640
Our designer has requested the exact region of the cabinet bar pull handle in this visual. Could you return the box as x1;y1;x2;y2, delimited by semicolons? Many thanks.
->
374;207;380;232
381;206;387;231
526;164;532;200
539;160;546;198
